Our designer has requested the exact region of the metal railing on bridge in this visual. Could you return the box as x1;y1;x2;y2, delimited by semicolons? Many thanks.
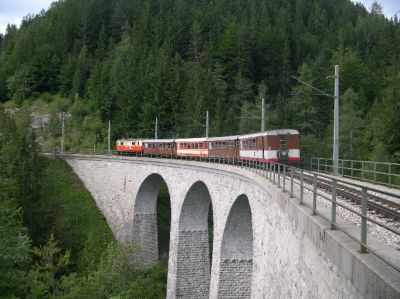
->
310;157;400;188
56;150;400;273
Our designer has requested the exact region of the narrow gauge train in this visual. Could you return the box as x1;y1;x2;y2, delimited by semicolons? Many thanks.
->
115;129;300;164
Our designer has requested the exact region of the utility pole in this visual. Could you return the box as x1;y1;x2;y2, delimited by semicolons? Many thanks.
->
108;120;111;155
206;111;209;138
155;117;158;139
291;65;340;175
333;65;340;176
61;112;65;153
261;98;265;131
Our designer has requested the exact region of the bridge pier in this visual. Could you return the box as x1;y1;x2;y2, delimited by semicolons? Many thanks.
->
133;174;166;266
218;194;253;298
176;181;212;298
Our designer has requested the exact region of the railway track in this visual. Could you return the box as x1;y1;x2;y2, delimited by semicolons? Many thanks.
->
294;170;400;221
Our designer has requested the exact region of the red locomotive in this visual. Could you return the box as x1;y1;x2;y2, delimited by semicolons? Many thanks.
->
116;139;144;153
116;129;300;164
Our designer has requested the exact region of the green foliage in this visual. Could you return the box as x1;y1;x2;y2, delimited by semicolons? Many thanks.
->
6;66;36;99
157;184;171;261
38;156;114;267
59;243;167;299
29;234;71;298
364;70;400;162
0;180;31;298
0;107;168;298
340;88;364;159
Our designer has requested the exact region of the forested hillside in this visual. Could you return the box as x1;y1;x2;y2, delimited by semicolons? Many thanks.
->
1;0;399;160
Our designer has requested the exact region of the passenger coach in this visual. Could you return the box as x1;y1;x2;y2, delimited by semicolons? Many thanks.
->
175;138;208;157
239;129;300;163
207;135;240;160
142;139;176;156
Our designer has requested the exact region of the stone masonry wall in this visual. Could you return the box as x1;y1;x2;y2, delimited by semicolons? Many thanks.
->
176;230;210;298
132;213;158;266
218;259;252;298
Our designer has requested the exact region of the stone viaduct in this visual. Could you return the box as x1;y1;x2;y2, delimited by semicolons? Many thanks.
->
63;154;400;298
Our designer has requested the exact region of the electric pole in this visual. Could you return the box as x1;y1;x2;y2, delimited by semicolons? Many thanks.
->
206;111;209;138
155;117;158;139
261;98;265;131
61;112;65;153
333;65;340;176
108;120;111;155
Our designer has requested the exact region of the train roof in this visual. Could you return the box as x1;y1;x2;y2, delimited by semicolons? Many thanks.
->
116;138;141;142
238;129;299;139
207;135;239;142
175;137;207;142
142;138;175;143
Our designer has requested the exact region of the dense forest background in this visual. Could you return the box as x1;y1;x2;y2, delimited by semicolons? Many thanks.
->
1;0;400;297
0;0;399;161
